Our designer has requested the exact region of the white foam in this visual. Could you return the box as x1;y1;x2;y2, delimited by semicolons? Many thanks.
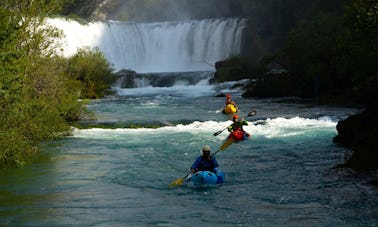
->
72;116;337;140
249;116;337;138
114;83;215;97
214;79;250;93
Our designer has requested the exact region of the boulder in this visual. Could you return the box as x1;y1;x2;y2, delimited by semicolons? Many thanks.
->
242;73;293;98
333;104;378;169
211;57;251;83
115;69;137;88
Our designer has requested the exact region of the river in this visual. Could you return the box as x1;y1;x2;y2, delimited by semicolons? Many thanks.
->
1;79;377;226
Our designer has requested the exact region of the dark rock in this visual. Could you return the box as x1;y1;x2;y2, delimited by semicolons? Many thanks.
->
215;60;227;71
115;69;137;88
212;57;252;83
242;73;293;98
216;93;227;97
264;62;287;75
333;104;378;169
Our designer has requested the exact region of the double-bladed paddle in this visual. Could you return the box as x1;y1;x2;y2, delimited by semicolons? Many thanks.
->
213;110;257;136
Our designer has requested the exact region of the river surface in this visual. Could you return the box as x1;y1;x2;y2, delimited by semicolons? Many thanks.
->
1;80;377;226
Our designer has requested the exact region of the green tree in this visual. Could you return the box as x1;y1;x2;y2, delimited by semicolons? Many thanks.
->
65;47;117;99
279;12;347;98
0;0;84;167
264;0;378;103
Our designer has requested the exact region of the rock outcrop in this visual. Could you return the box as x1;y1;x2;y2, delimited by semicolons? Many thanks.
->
115;69;137;88
211;57;252;84
333;104;378;169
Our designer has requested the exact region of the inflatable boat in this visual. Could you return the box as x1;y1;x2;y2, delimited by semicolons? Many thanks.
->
186;168;225;188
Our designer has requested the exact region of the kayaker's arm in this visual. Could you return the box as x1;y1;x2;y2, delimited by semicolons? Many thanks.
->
212;157;219;169
232;101;238;109
190;157;202;172
227;124;234;132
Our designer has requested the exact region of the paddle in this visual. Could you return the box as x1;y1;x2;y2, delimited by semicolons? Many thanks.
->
168;141;234;188
213;110;257;136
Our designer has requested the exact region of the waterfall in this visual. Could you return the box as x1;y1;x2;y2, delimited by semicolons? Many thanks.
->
48;18;247;73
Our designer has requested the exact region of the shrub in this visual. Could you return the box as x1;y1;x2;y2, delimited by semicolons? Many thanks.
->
66;47;117;99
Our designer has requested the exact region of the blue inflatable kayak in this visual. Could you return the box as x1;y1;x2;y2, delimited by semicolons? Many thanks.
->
186;168;225;188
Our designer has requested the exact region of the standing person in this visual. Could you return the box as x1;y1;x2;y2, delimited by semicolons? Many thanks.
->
227;115;250;141
190;145;219;173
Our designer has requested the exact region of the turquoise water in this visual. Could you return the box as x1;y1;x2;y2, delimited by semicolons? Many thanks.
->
1;84;377;226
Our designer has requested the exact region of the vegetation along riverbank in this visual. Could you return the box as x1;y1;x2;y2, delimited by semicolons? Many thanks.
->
0;1;116;168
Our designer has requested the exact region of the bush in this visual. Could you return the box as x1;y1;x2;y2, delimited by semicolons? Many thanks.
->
66;47;117;99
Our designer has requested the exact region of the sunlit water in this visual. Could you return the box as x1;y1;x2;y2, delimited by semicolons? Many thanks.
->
1;81;377;226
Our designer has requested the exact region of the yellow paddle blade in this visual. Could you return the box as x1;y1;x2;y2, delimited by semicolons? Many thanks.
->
220;138;234;150
169;177;185;187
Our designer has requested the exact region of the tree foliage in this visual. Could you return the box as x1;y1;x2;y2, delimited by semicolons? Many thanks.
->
244;0;378;103
343;0;378;103
65;47;117;99
344;0;378;79
0;0;86;168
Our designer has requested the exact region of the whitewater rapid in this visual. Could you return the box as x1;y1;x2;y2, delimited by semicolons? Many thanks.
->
72;116;338;141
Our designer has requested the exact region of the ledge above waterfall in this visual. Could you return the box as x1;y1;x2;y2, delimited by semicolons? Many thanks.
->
115;70;214;88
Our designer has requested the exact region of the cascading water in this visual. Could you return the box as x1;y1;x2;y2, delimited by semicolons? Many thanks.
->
116;71;214;88
48;18;247;73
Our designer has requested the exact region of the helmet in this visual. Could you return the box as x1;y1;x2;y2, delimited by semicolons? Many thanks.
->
226;93;231;98
202;145;211;152
233;115;239;119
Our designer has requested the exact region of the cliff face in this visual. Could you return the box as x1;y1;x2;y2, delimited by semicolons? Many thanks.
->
333;105;378;169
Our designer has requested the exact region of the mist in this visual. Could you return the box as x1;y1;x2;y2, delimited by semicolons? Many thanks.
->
109;0;236;22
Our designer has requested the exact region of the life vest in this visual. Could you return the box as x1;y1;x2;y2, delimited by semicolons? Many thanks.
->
223;103;237;114
228;128;250;141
